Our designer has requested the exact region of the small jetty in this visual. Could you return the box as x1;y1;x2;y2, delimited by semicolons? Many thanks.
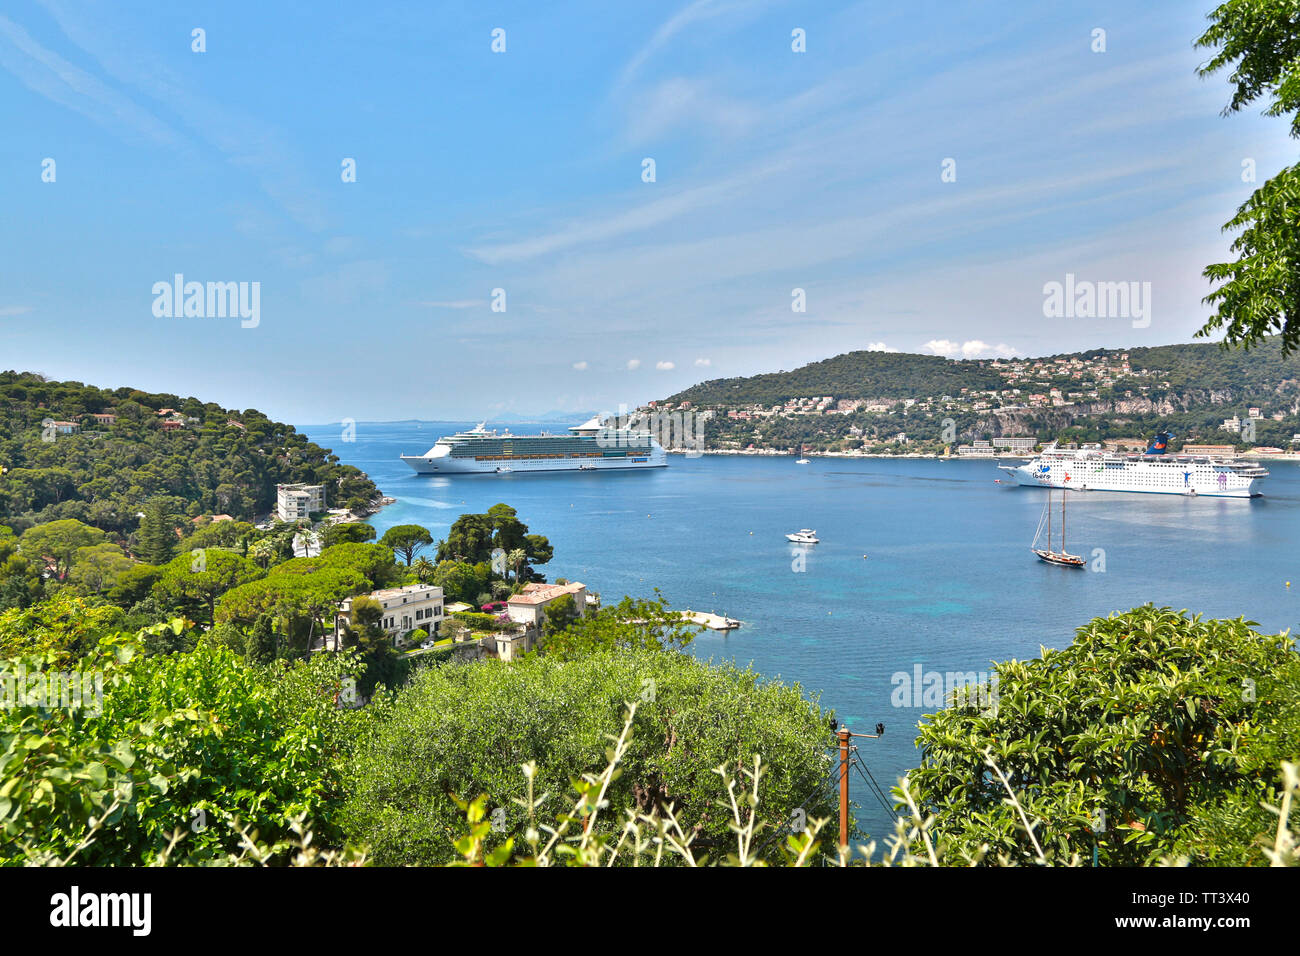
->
681;610;741;631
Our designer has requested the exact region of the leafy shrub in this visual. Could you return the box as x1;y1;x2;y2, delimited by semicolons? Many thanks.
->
908;605;1300;865
341;648;836;864
1;621;370;865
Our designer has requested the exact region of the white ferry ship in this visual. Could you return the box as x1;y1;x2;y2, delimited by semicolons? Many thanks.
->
998;432;1267;498
400;418;668;475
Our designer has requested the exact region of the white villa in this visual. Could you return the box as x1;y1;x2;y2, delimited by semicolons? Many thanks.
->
506;581;590;628
334;583;444;649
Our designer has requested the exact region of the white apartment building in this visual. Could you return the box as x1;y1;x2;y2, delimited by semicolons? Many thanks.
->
956;440;995;457
993;437;1037;454
335;583;444;649
276;483;325;522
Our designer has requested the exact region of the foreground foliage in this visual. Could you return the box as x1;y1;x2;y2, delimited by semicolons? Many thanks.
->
0;623;367;865
908;605;1300;865
342;648;838;864
1195;0;1300;353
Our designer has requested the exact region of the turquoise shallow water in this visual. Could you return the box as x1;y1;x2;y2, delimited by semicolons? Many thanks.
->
303;420;1300;838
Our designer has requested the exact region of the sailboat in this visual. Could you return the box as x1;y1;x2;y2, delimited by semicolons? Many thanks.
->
795;442;810;465
1031;489;1085;568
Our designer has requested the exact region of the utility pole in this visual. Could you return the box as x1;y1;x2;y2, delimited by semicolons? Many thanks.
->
838;726;851;848
835;723;885;852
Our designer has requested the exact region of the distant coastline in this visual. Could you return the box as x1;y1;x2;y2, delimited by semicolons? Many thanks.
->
667;448;1300;462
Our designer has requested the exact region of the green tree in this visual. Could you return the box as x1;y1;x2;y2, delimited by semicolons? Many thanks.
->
431;560;488;604
322;521;377;547
522;533;553;576
153;549;263;625
539;592;698;661
1195;0;1300;353
218;567;367;657
0;592;125;665
107;563;162;608
411;555;436;584
539;592;578;634
18;519;106;579
907;605;1300;865
244;612;278;664
136;499;179;565
0;625;368;864
436;513;494;563
65;543;133;596
341;646;836;865
507;548;526;584
380;524;434;565
487;503;528;553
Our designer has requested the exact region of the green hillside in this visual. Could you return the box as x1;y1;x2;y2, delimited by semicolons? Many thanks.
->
0;371;379;534
655;339;1300;453
667;351;1007;405
667;340;1300;408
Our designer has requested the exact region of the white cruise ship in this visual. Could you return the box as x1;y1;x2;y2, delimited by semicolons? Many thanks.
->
400;418;668;475
998;433;1267;498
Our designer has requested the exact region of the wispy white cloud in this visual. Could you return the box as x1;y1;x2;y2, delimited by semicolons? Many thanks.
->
865;342;898;353
20;1;328;231
655;360;675;370
572;361;588;370
0;305;34;317
466;157;791;264
626;358;642;370
616;0;765;89
623;77;759;145
0;14;180;148
924;339;1017;359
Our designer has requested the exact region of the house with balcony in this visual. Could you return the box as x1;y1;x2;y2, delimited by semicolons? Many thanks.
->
333;583;444;650
276;483;325;522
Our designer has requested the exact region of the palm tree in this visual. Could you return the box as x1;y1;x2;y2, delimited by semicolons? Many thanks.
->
250;538;276;570
412;555;435;584
508;548;527;584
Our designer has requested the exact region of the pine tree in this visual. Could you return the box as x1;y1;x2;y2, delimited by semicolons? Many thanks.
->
245;612;278;664
136;499;177;565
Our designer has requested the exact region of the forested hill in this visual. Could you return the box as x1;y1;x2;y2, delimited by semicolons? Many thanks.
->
665;339;1300;407
1122;341;1300;389
667;351;1006;405
0;371;378;533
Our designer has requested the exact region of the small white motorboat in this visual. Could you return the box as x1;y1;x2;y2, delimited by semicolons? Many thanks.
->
786;529;819;544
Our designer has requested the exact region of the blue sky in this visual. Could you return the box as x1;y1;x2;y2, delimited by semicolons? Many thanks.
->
1;0;1294;424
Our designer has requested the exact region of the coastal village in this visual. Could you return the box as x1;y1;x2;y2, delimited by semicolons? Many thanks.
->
640;349;1300;458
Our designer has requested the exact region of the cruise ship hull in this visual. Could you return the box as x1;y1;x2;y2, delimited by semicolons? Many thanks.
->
401;418;669;476
1000;460;1264;497
401;449;667;475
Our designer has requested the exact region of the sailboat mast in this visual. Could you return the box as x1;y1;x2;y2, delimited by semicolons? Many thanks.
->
1046;489;1051;549
1061;491;1066;551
